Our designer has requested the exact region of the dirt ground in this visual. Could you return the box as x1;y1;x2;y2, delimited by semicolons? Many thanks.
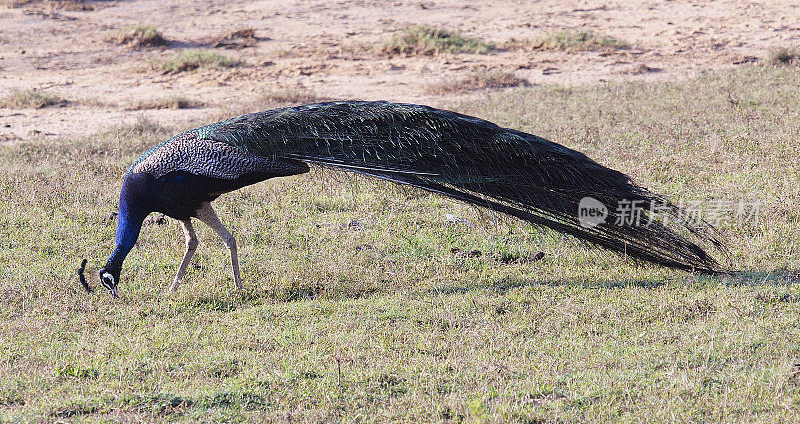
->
1;0;799;140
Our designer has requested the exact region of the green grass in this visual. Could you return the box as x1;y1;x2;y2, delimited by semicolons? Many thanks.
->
0;89;63;109
535;30;627;51
380;25;495;56
1;66;799;422
157;49;241;73
103;24;167;48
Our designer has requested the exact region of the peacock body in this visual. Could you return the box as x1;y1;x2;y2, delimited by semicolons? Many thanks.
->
97;101;727;297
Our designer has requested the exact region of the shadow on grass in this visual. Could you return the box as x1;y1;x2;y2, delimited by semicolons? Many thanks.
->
429;268;798;296
168;282;382;311
725;269;799;286
166;268;798;311
430;276;670;295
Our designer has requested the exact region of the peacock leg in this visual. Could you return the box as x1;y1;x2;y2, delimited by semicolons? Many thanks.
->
170;219;199;293
196;202;243;289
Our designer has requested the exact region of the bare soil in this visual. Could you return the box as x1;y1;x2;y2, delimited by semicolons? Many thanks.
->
1;0;798;139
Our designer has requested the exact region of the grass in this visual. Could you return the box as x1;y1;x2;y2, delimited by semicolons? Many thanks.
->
769;47;800;66
427;71;531;94
617;63;661;75
1;0;94;10
527;30;627;52
219;89;330;118
103;24;168;48
0;66;799;422
212;28;259;49
157;49;241;74
126;96;205;110
380;25;494;56
0;89;63;109
254;89;327;107
0;0;32;7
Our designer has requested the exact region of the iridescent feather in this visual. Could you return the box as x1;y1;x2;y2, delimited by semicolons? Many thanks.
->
187;100;728;273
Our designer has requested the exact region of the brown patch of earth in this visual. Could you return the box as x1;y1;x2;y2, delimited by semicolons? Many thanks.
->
1;0;799;140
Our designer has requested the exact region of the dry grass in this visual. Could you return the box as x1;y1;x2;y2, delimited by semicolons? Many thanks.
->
125;96;205;111
426;71;531;94
380;25;494;56
1;0;95;8
507;30;627;52
218;89;330;118
769;47;800;65
212;28;259;49
0;0;34;7
617;63;661;75
255;89;328;106
156;49;241;73
0;89;64;109
103;24;167;48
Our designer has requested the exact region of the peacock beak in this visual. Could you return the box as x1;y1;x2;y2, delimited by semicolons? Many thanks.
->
110;286;119;298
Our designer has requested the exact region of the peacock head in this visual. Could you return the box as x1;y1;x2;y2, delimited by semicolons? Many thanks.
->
98;267;120;298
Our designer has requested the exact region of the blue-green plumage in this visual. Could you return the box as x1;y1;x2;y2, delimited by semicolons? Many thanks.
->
98;101;727;298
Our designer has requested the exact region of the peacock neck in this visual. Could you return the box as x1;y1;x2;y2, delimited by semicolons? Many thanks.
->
103;173;152;273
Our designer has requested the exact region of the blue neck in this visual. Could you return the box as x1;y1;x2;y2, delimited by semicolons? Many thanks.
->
103;174;151;273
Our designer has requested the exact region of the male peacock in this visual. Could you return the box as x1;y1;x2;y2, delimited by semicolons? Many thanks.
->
97;101;726;297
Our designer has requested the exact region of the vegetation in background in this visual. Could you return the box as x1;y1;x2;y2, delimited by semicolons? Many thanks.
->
156;49;241;74
0;89;63;109
0;0;33;7
380;25;495;56
1;0;95;9
524;30;627;52
103;24;168;48
254;89;328;107
427;71;531;94
617;63;661;75
769;47;800;65
212;28;259;49
218;89;330;118
0;66;799;422
126;96;205;111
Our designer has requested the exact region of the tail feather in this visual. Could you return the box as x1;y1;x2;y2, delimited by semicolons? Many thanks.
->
200;101;728;273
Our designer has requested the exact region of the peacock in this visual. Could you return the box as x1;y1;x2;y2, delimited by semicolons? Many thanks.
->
95;101;727;298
